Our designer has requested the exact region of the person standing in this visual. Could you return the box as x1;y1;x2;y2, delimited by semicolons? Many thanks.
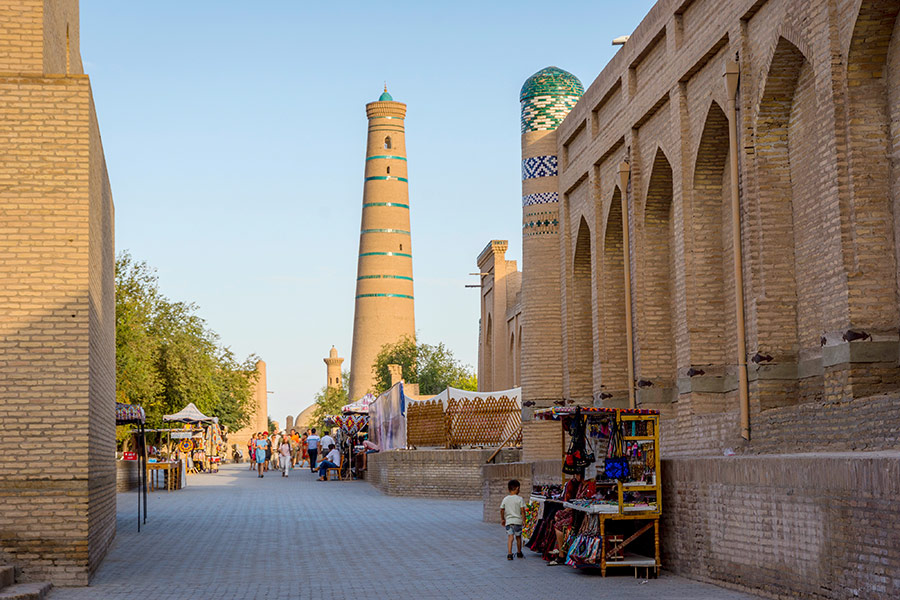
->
299;433;310;469
265;433;273;472
279;436;292;477
320;431;335;453
248;433;257;470
500;479;526;560
254;433;267;478
307;429;320;471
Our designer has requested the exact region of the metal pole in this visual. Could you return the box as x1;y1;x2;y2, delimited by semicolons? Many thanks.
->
724;59;750;441
618;161;636;409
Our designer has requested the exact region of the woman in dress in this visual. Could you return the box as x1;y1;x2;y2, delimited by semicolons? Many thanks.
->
254;433;267;478
247;433;257;470
299;433;310;469
548;471;590;565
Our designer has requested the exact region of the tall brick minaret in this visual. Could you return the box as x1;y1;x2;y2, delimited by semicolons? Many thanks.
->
324;346;344;390
519;67;584;407
348;87;416;400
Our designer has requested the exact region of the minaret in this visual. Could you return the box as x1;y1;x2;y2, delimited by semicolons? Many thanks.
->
519;67;584;407
348;87;416;400
324;346;344;390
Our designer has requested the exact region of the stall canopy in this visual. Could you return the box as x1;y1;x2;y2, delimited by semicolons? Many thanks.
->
163;402;217;424
342;393;375;414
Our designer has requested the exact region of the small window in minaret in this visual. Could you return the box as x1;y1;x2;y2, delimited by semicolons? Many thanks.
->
399;244;403;251
387;166;391;175
384;136;392;149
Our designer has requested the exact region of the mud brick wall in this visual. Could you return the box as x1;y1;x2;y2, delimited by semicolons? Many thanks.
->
661;454;900;600
368;448;520;500
0;1;116;586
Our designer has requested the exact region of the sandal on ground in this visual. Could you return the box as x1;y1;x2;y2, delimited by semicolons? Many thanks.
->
516;552;524;558
507;554;513;561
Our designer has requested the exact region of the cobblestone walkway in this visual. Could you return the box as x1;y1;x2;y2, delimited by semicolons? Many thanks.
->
53;464;763;600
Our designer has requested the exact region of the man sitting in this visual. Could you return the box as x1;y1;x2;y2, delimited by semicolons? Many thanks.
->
316;444;341;481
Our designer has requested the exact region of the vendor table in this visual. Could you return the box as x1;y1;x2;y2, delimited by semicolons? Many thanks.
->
147;462;180;491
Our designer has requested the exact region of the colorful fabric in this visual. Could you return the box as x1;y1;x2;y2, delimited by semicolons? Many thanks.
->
115;403;145;424
534;406;659;419
522;501;540;541
332;414;369;434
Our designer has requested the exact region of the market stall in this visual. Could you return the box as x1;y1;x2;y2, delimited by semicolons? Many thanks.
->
324;411;370;479
163;403;221;478
116;402;147;532
525;406;661;577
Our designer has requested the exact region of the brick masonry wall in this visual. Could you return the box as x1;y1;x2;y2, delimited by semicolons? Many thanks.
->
0;1;116;586
482;459;561;523
661;453;900;600
368;448;520;500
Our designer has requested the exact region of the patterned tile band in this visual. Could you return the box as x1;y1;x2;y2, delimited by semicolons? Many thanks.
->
522;192;559;206
355;293;415;299
357;274;414;281
363;202;409;209
364;176;408;182
366;155;408;161
361;229;410;235
521;94;581;133
522;218;560;229
522;155;558;180
359;252;412;258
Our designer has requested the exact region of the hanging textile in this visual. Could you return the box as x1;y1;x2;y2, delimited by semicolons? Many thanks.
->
368;383;407;451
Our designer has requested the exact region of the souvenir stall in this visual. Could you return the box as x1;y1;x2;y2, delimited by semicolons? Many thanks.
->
525;406;661;577
116;402;148;532
163;403;220;478
324;412;369;480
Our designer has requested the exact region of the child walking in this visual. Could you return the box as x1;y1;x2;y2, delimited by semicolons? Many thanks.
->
500;479;526;561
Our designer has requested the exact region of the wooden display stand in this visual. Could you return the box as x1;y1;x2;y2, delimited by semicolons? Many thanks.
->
536;407;661;577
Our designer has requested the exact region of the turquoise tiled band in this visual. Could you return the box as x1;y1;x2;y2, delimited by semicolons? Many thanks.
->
355;293;414;299
361;229;410;235
363;202;409;209
365;176;408;182
366;155;408;161
359;252;412;258
357;274;414;281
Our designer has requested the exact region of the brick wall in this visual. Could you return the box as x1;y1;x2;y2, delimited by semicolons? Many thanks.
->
368;448;520;500
482;459;560;523
0;1;116;586
661;453;900;600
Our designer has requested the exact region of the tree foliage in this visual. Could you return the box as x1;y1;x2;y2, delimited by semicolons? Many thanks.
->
311;371;350;432
116;252;258;437
372;336;477;395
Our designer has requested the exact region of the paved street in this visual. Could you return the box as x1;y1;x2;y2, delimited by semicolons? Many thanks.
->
53;464;764;600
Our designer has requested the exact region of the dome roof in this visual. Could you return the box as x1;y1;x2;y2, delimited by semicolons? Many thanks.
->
520;67;584;102
329;346;339;358
379;86;393;102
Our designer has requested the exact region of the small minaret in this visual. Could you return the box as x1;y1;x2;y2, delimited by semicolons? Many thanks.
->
324;346;344;390
348;86;416;400
519;67;583;407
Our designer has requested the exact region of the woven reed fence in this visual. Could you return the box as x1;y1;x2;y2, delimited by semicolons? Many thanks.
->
446;395;522;447
406;399;447;447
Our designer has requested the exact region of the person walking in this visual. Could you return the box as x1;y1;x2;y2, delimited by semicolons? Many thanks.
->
254;433;267;478
307;429;320;472
279;436;292;477
264;433;273;472
298;433;310;469
248;433;257;470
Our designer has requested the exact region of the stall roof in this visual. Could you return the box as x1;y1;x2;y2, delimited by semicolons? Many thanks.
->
342;393;375;414
163;402;217;424
534;406;659;420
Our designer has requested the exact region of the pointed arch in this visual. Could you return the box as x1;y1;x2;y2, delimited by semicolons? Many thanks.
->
516;325;522;387
570;216;594;399
690;101;731;365
484;315;493;392
508;331;516;390
844;1;900;329
638;148;676;383
599;190;628;405
754;36;822;406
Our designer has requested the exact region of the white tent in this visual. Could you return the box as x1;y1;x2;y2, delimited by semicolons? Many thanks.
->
163;402;217;424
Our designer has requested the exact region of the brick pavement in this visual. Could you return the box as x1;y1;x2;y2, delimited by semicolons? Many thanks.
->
51;464;764;600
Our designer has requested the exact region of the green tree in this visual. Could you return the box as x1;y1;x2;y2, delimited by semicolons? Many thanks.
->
372;336;477;395
311;371;350;431
115;252;258;440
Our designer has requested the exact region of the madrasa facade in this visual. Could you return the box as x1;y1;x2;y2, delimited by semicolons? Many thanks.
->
477;0;900;598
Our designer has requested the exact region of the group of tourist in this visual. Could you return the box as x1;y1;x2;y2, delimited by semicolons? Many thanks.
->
246;428;343;481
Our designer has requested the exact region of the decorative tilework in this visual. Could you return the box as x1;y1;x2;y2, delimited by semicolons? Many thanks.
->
357;274;414;281
361;229;410;235
522;218;560;230
363;202;410;209
366;155;407;161
522;155;558;180
355;293;415;300
365;176;408;182
522;192;559;206
359;252;412;258
521;94;582;133
520;67;585;102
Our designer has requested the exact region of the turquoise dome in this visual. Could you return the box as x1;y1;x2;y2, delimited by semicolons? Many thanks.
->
520;67;584;101
379;88;394;102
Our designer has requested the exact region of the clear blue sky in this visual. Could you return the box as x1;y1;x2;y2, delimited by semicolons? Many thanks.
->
80;0;656;422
